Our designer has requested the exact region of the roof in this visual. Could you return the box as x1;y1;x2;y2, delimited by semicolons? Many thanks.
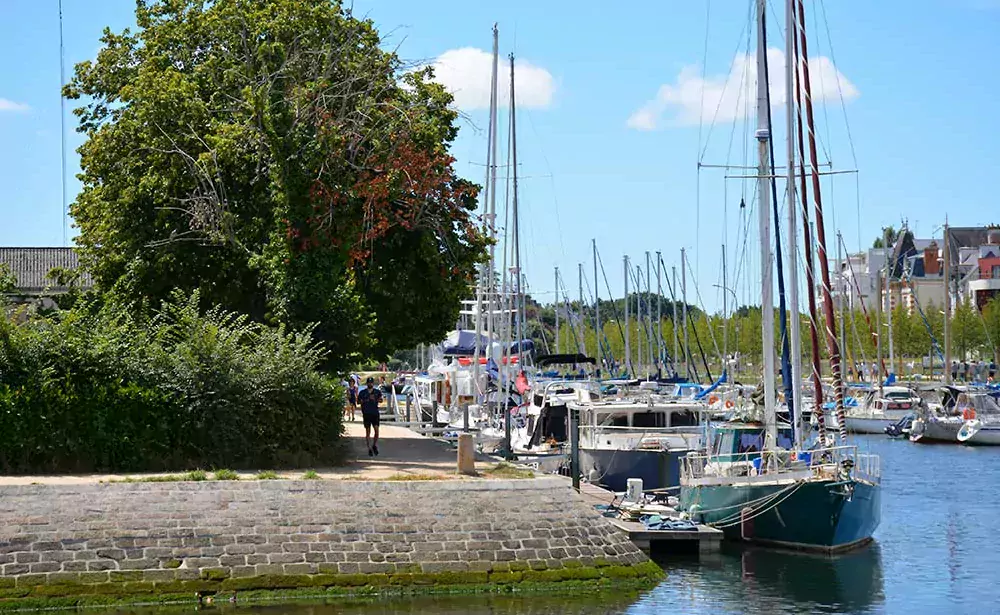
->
0;247;93;294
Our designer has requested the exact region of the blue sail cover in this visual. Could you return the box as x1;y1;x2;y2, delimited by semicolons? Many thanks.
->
440;330;490;356
695;371;728;400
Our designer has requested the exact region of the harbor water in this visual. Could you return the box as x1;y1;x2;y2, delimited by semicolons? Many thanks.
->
83;435;999;615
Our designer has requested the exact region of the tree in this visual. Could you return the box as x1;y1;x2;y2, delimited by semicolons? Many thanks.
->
872;226;899;249
951;298;986;361
65;0;487;369
983;296;1000;365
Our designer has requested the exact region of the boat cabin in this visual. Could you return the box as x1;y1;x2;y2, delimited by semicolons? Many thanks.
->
709;424;795;462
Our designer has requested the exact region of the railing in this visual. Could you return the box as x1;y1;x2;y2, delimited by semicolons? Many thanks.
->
578;425;702;452
680;445;881;484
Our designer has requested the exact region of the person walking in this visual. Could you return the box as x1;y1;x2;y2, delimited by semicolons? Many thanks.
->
346;378;359;422
358;377;383;456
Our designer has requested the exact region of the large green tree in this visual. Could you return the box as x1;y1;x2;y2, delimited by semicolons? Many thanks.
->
65;0;487;368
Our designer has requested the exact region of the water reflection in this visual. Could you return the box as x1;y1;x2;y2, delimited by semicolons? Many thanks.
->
634;542;884;615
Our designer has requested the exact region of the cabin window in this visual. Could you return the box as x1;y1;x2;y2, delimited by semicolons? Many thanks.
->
738;433;764;454
633;411;666;428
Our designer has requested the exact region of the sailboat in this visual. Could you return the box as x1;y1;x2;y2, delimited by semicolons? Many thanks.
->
677;0;881;552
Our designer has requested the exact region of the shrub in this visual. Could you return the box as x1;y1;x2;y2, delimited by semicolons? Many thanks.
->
0;290;344;474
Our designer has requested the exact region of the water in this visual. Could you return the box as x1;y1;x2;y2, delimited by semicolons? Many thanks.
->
84;436;1000;615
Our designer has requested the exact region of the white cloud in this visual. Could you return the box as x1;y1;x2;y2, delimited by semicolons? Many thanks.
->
627;48;858;130
0;98;30;112
426;47;555;110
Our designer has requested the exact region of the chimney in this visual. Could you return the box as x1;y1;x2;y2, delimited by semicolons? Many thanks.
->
924;241;940;276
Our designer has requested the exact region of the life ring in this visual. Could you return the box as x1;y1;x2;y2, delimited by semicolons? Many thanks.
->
725;400;735;409
708;395;719;405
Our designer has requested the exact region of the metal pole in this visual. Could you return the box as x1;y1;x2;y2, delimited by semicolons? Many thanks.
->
784;0;804;447
646;251;653;374
555;267;560;354
636;265;643;376
681;249;690;381
510;54;523;368
885;228;895;383
944;219;952;385
570;407;580;491
624;255;631;377
672;265;680;377
756;0;778;451
722;245;729;384
657;251;663;374
594;239;601;375
579;262;586;359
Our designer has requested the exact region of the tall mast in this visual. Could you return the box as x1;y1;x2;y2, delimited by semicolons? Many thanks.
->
486;24;500;356
756;0;778;450
885;227;895;383
837;232;847;379
636;265;643;375
672;265;680;378
579;263;586;358
796;0;846;444
554;267;560;353
509;53;524;368
594;239;601;373
784;0;804;447
624;255;631;377
681;249;690;382
944;218;951;385
792;0;825;439
646;251;653;374
722;245;728;383
657;252;664;375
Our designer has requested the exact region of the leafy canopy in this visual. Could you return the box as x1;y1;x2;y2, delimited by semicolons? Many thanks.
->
66;0;487;369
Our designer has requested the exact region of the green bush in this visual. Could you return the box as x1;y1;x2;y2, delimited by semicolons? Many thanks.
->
0;290;344;474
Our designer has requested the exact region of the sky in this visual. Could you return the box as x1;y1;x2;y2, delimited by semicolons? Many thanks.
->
2;0;999;314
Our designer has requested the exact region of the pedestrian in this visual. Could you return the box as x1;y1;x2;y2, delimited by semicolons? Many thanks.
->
358;377;384;457
346;378;359;422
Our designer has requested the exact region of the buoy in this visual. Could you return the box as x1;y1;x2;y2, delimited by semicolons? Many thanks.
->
708;395;719;405
725;399;735;409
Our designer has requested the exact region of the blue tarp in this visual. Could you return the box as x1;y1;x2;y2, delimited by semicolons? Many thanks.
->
694;371;727;400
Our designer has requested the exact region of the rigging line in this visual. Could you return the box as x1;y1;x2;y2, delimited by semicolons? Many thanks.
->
684;257;724;364
696;0;712;163
58;0;68;246
699;2;755;163
523;107;567;263
817;0;858;169
596;246;628;371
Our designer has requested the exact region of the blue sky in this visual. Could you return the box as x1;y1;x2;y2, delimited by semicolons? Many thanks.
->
2;0;999;312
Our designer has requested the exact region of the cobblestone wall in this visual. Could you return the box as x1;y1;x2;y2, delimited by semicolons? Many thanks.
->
0;477;651;598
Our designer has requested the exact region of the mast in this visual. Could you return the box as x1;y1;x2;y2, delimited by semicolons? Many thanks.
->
672;265;680;378
594;239;601;373
579;263;586;359
875;263;882;386
486;24;500;358
624;255;631;377
510;54;524;368
722;245;729;384
784;0;804;446
885;227;895;383
944;218;952;385
755;0;778;451
796;0;846;444
837;232;847;379
681;249;690;382
646;252;653;374
554;267;560;354
657;252;664;375
636;265;643;375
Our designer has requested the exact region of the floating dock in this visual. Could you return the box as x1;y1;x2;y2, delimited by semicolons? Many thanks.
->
578;482;723;555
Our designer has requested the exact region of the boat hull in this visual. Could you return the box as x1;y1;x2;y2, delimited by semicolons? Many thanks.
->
964;426;1000;446
579;447;687;493
679;478;881;552
910;418;961;443
844;416;896;434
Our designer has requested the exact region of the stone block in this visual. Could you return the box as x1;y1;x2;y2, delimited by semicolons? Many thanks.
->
2;564;29;576
120;559;158;570
253;564;285;576
87;560;117;571
268;553;304;564
337;562;360;574
61;560;88;572
220;555;246;567
142;569;178;582
224;544;255;555
29;562;60;573
231;566;256;578
185;557;221;568
96;548;126;561
14;552;40;564
282;563;316;575
246;555;268;565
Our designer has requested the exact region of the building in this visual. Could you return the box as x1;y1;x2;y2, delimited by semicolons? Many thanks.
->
0;247;93;308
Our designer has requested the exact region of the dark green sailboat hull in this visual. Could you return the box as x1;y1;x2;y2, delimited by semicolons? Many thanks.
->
679;479;881;552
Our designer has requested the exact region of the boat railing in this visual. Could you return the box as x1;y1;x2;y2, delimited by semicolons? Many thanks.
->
680;444;881;483
578;425;702;451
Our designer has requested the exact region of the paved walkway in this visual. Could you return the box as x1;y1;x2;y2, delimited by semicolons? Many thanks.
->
0;420;491;485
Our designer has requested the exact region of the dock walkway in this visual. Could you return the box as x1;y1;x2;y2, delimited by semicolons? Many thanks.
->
577;481;723;554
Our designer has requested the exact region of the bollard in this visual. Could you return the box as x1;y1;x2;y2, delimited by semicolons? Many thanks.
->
462;403;469;432
457;433;476;475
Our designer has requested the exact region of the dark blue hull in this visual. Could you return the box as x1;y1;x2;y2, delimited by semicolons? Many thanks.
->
679;479;881;552
579;447;687;492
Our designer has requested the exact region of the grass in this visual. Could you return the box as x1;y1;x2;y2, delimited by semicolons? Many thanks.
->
213;469;239;481
481;462;535;480
383;473;448;481
301;470;321;480
255;470;281;480
184;469;208;481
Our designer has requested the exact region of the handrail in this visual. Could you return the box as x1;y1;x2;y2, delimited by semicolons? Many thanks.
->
680;444;881;482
